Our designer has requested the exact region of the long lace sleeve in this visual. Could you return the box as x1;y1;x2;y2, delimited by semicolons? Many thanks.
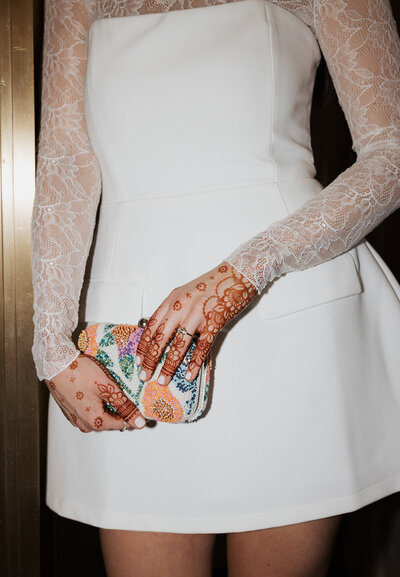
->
32;0;102;381
225;0;400;294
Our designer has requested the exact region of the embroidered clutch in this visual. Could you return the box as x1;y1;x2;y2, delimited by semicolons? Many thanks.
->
77;319;211;424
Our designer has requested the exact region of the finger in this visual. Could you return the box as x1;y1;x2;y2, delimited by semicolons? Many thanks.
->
185;332;214;381
157;328;196;386
136;309;163;365
81;403;131;432
96;379;146;429
139;317;176;383
115;397;146;430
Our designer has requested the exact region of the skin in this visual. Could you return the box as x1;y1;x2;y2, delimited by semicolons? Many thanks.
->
100;515;342;577
135;261;257;386
44;354;147;432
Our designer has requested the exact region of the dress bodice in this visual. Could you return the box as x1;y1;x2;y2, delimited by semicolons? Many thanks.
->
84;0;320;203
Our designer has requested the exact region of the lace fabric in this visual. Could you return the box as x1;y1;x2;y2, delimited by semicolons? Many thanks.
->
32;0;102;381
225;0;400;293
32;0;400;380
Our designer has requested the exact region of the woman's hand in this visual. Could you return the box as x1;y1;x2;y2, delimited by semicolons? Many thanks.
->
136;262;257;386
44;354;147;432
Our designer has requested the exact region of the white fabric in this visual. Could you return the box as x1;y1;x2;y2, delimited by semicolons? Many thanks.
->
36;0;400;532
32;0;400;381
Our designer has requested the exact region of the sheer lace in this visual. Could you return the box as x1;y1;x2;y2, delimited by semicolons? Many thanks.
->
32;0;102;381
32;0;400;380
225;0;400;292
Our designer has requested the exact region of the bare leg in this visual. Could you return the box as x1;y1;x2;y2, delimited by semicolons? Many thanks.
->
227;515;342;577
100;529;216;577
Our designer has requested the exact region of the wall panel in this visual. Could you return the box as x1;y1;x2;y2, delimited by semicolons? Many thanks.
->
0;0;39;575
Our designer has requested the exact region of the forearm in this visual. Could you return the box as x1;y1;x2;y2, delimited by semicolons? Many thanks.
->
32;147;101;381
225;145;400;294
32;0;101;381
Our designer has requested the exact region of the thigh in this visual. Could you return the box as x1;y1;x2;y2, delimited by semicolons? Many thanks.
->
100;529;216;577
227;515;342;577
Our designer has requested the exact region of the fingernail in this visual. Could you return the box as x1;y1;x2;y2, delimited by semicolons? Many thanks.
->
185;371;192;381
135;416;146;428
158;374;165;385
136;355;141;365
139;370;147;381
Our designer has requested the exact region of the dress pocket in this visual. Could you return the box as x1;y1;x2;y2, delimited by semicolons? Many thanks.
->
80;278;146;324
257;246;363;320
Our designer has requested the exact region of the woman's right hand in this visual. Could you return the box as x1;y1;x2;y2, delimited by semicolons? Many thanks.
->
44;354;146;432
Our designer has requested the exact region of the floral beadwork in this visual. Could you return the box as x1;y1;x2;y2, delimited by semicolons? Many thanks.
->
112;324;134;348
77;323;211;423
77;323;99;357
142;383;184;423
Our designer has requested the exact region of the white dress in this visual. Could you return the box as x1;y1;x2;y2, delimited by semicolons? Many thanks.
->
32;0;400;532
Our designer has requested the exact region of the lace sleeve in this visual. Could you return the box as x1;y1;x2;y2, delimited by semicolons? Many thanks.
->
225;0;400;294
31;0;102;381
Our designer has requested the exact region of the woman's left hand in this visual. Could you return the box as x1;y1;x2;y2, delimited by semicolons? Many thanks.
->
135;261;258;386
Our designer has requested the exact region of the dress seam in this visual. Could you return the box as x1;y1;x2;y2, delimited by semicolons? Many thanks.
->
100;176;318;204
264;1;278;182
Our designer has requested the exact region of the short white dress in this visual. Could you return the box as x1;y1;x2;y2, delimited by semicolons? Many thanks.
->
33;0;400;533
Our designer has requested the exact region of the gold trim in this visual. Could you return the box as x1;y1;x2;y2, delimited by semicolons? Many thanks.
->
0;0;39;573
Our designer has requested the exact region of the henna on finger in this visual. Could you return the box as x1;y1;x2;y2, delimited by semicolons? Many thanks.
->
139;318;174;381
136;315;158;363
186;336;211;380
157;329;193;385
186;266;256;378
96;380;144;426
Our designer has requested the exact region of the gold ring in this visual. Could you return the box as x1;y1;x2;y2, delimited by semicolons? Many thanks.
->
120;421;128;432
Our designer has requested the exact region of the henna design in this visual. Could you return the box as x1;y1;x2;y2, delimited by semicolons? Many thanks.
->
173;300;182;311
186;292;192;298
76;391;84;400
188;266;256;373
71;413;78;424
162;331;188;378
94;416;103;429
141;319;168;374
69;360;79;370
96;381;138;421
69;376;76;383
79;355;139;420
48;380;56;391
136;315;158;360
196;282;206;291
85;406;91;412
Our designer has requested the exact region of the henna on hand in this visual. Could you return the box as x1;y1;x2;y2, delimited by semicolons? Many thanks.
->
45;354;146;431
96;380;139;421
136;262;257;385
187;266;256;377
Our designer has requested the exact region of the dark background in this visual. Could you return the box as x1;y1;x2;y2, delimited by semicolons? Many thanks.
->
34;2;400;576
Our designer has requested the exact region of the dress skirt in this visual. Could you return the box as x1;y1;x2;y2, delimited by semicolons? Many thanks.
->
46;0;400;532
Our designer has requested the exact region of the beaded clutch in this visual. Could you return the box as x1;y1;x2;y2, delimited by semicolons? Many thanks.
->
77;319;211;424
